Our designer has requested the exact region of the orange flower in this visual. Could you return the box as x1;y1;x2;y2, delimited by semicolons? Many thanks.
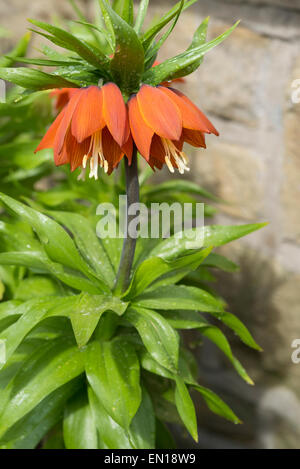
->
36;84;132;178
128;85;218;173
50;88;78;111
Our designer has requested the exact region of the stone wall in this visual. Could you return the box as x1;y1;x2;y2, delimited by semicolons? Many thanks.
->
149;0;300;449
0;0;300;449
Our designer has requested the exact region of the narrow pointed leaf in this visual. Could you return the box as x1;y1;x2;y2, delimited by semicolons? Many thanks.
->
143;21;240;85
63;392;98;449
48;211;115;288
141;179;218;201
163;310;254;384
134;285;224;313
0;68;78;90
142;0;198;50
134;0;149;34
0;380;80;449
29;19;109;68
88;388;132;449
0;339;85;438
125;247;212;299
112;0;134;25
202;252;239;272
150;223;267;260
144;0;184;66
0;193;105;288
193;385;241;424
86;338;141;429
126;306;179;372
175;377;198;442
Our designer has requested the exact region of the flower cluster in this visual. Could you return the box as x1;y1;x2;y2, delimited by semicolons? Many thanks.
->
36;83;218;180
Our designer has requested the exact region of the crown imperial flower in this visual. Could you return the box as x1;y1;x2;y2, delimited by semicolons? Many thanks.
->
36;83;132;179
128;84;219;174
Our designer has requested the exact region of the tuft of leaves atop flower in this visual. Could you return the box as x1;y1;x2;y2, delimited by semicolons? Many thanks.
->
0;0;239;96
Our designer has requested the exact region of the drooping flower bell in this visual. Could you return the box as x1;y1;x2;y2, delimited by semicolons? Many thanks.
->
128;85;218;174
35;83;132;178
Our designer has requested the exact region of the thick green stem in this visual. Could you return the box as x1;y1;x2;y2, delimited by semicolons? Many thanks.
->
114;147;139;295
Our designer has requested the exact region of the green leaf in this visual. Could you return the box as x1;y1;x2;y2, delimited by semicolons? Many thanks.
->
125;247;213;298
134;0;149;34
69;294;128;347
0;297;61;369
29;19;109;69
125;306;179;372
14;276;62;301
156;419;176;449
140;350;240;424
0;68;78;90
143;21;240;85
112;0;134;25
129;387;155;449
142;0;198;51
0;338;85;438
163;310;254;384
99;0;144;93
0;281;4;301
10;57;82;67
209;311;262;352
0;301;21;327
0;193;105;289
141;179;218;201
86;338;141;429
0;252;103;294
63;391;98;449
193;385;241;424
89;385;155;449
150;223;267;260
0;294;125;366
0;32;31;68
48;211;115;289
170;16;209;78
144;0;184;67
88;387;131;449
202;252;239;273
0;380;80;449
67;0;105;46
175;377;198;442
134;285;224;313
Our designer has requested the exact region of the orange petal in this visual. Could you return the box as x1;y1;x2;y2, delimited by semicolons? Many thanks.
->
128;96;154;160
137;85;182;141
63;130;91;171
35;108;66;153
102;82;128;147
102;127;125;173
54;144;70;167
149;135;165;162
54;90;82;156
122;135;133;166
173;134;184;152
71;86;105;143
159;86;210;132
169;88;219;136
148;135;167;170
183;128;206;148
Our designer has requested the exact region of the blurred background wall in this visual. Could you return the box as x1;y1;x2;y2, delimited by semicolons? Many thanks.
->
0;0;300;449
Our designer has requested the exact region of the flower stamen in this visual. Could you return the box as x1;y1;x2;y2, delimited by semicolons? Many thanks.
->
80;130;110;180
162;138;190;174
